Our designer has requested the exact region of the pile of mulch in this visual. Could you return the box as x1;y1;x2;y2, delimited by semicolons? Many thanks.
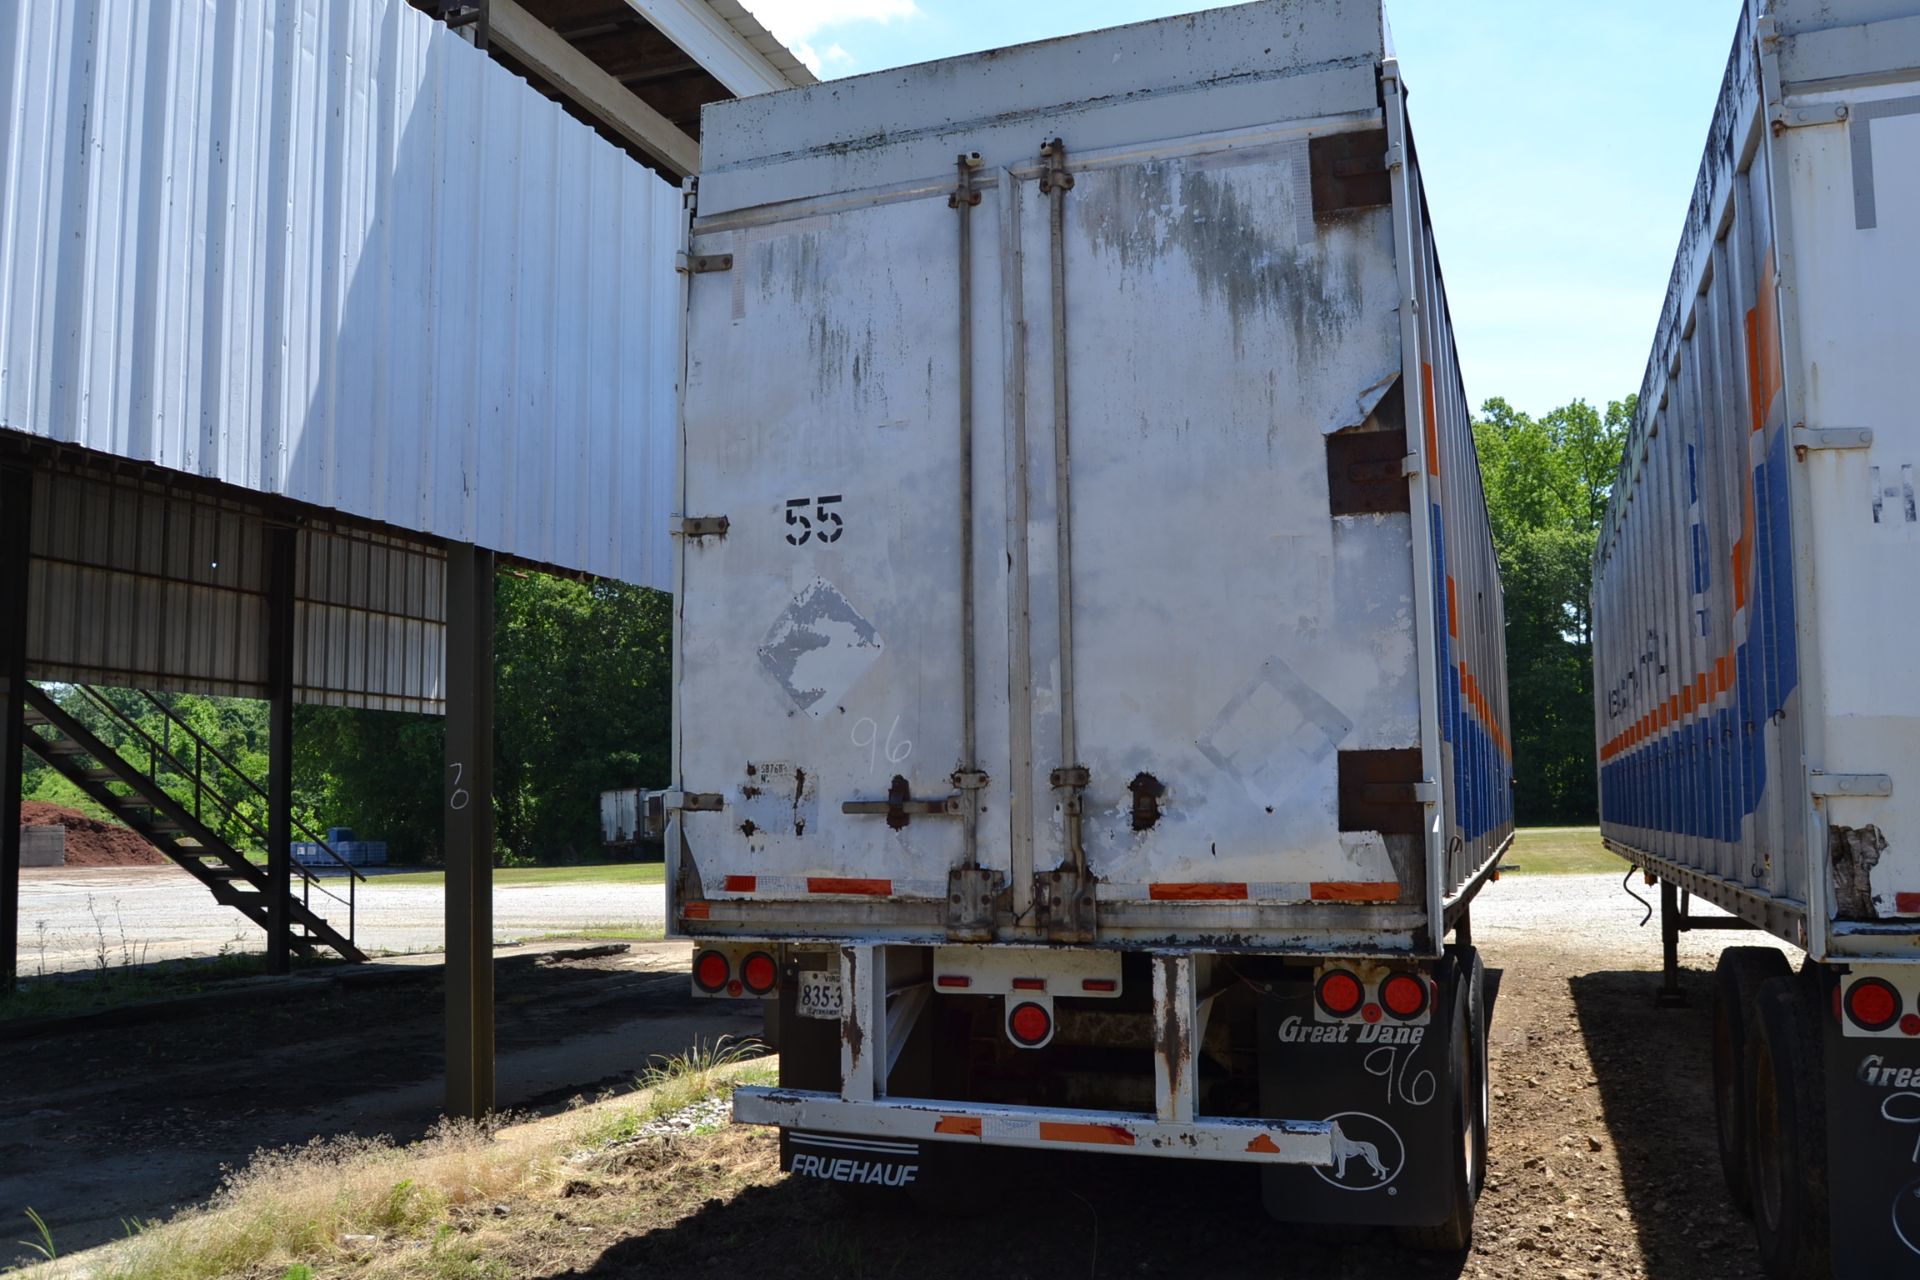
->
20;801;167;866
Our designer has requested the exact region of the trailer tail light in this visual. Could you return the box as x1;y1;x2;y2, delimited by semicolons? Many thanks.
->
694;950;730;993
1380;973;1429;1021
1009;1001;1053;1048
936;974;971;989
1012;977;1046;991
1846;977;1903;1033
741;951;777;996
1082;978;1117;992
1315;969;1364;1019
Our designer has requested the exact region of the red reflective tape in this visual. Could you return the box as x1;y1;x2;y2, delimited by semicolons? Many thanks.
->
681;901;711;920
807;877;893;896
722;875;757;892
1422;362;1441;477
1039;1121;1135;1147
1311;881;1400;903
1896;893;1920;915
935;1116;982;1137
1148;882;1249;901
1246;1133;1282;1154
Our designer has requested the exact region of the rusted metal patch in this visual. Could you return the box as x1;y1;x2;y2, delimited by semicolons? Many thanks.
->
1309;128;1390;217
1128;772;1166;831
1831;823;1888;920
1326;421;1410;516
1337;748;1424;835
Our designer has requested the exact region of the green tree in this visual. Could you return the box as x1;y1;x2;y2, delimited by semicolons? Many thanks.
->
1473;394;1632;825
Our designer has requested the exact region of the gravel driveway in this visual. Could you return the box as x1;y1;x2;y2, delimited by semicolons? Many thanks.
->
15;865;667;972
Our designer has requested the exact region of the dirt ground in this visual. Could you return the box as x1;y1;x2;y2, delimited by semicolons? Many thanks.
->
6;873;1790;1278
18;803;167;866
0;941;758;1268
484;874;1783;1280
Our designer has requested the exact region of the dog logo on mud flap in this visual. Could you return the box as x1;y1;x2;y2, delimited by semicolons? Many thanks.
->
1314;1112;1404;1193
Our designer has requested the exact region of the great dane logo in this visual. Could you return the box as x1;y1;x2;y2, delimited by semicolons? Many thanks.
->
1313;1111;1404;1192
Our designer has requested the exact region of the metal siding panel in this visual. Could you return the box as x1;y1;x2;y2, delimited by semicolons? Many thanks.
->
0;0;679;587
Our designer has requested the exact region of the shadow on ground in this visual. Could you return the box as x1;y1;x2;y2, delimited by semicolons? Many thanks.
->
1;947;753;1265
536;1145;1473;1280
1569;966;1761;1279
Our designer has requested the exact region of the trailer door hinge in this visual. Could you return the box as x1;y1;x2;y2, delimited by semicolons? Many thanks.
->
1772;103;1849;131
675;251;734;275
1793;426;1873;453
665;790;725;813
1382;142;1406;171
1810;773;1893;798
671;515;730;538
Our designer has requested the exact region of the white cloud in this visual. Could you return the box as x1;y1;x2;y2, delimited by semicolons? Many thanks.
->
742;0;920;73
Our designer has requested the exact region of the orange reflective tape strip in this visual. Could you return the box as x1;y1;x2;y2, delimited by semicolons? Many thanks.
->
681;901;711;920
1039;1122;1135;1147
935;1116;982;1137
1423;363;1441;476
1311;881;1400;903
806;877;893;896
1148;882;1249;901
1446;575;1459;638
1246;1133;1283;1154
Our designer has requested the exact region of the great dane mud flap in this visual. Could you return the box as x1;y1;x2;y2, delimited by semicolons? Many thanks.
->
780;1130;923;1190
1256;976;1456;1226
1829;1019;1920;1271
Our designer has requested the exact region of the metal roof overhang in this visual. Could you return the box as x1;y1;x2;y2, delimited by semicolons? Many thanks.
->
419;0;814;180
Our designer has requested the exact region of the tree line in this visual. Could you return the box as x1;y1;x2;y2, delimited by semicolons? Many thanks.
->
24;573;672;864
24;398;1621;857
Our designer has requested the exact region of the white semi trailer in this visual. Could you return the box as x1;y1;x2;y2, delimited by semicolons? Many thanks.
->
1590;1;1920;1275
669;1;1512;1244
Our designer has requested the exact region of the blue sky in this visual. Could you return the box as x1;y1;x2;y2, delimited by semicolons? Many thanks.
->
737;1;1742;419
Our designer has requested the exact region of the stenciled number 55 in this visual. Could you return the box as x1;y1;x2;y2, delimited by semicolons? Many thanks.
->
786;494;844;546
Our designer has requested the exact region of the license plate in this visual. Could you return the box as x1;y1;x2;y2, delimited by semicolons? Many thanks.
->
798;971;844;1021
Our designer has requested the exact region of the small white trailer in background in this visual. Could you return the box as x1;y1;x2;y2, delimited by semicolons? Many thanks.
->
1590;1;1920;1274
670;0;1511;1245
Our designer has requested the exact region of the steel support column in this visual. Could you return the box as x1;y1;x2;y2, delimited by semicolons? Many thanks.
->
444;542;495;1118
265;524;297;975
1;467;31;992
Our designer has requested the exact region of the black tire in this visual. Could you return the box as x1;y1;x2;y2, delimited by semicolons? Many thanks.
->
1744;975;1830;1280
1712;947;1791;1216
1397;977;1477;1253
1460;946;1489;1199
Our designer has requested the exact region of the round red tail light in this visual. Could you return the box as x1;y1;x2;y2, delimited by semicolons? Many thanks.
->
1009;1001;1052;1047
1315;969;1364;1019
693;949;730;993
1381;973;1429;1021
741;951;778;996
1846;977;1902;1032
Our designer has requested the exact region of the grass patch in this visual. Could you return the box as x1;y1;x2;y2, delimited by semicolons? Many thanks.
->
582;1038;774;1147
367;863;665;888
21;1051;778;1280
1499;826;1619;875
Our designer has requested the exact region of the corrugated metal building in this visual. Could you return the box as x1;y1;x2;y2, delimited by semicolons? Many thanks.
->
0;0;807;1104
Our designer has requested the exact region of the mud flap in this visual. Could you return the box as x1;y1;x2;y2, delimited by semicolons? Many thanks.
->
1257;960;1460;1226
780;1129;926;1188
1825;977;1920;1270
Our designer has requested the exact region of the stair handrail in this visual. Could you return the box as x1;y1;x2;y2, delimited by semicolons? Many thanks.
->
135;691;367;883
28;686;361;958
67;689;359;923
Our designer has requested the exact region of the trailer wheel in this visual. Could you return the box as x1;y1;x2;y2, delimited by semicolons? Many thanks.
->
1711;947;1790;1215
1744;975;1830;1280
1461;946;1489;1199
1396;976;1477;1253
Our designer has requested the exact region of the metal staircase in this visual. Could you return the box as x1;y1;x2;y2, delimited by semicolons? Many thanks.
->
21;684;366;962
